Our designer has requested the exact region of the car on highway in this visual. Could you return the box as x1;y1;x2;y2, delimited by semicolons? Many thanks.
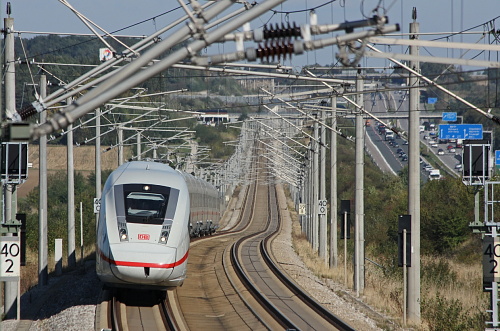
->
401;155;408;162
437;149;445;155
455;164;462;170
430;142;438;148
448;147;456;153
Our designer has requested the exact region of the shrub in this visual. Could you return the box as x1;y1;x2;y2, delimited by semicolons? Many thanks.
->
421;259;457;287
422;292;485;331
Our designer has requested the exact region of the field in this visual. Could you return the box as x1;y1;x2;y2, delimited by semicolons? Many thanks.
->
19;145;122;197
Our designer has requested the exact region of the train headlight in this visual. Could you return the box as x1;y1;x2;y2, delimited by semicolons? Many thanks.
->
159;222;171;244
159;230;169;244
119;228;128;241
118;221;129;242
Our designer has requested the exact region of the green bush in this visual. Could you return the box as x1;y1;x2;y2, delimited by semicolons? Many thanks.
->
421;259;457;287
422;292;486;331
20;171;97;254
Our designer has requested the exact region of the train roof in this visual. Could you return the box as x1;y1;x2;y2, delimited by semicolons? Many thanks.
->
105;161;186;189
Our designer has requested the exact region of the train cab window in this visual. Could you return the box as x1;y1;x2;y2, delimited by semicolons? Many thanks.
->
116;184;179;225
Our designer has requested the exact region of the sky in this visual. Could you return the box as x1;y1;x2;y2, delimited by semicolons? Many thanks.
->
8;0;500;69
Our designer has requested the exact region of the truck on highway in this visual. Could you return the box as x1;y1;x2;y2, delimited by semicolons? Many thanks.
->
429;169;441;181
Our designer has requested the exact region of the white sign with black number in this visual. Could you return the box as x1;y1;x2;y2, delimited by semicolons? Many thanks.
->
0;237;20;280
298;203;306;215
318;200;327;215
483;236;500;283
94;198;101;214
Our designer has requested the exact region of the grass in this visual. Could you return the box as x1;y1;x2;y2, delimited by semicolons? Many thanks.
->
286;197;488;330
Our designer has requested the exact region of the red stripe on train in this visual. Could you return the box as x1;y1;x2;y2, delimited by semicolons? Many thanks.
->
99;249;188;268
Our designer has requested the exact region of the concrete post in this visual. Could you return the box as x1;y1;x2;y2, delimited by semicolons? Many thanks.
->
312;116;319;251
330;96;338;267
38;75;48;286
408;11;421;322
3;15;18;318
354;72;365;295
319;108;327;263
67;97;76;268
95;109;101;226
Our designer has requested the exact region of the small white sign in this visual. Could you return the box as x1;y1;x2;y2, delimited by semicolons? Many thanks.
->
99;48;113;61
94;198;101;214
318;200;327;215
298;203;306;215
0;237;20;279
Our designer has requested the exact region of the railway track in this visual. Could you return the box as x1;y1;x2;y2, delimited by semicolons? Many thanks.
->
172;158;354;330
101;289;176;331
98;156;354;330
231;182;354;330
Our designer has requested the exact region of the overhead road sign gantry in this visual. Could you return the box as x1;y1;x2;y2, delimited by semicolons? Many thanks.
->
439;124;483;140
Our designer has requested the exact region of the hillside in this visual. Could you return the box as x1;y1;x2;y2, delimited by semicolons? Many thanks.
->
18;145;123;197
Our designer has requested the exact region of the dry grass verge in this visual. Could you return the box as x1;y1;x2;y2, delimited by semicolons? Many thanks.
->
286;196;489;330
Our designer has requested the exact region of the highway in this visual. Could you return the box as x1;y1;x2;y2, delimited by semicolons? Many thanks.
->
363;85;462;180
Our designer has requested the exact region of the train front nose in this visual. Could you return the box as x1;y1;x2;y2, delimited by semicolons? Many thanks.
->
108;243;177;285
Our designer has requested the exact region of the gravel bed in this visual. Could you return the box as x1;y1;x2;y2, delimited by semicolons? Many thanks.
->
272;185;398;330
1;262;99;331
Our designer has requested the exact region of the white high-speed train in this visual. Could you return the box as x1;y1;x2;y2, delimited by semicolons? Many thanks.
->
96;161;221;290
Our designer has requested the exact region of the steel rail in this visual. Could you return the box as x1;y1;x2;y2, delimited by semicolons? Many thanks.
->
261;217;356;330
230;184;299;330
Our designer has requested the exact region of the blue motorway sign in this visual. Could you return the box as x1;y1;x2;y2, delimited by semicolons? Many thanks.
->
496;151;500;166
439;124;483;139
442;112;457;122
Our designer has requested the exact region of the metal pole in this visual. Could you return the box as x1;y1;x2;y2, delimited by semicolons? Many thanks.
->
67;97;76;267
330;96;338;268
3;13;17;318
95;108;101;226
354;71;365;296
117;126;124;166
408;9;421;322
137;132;141;160
344;211;347;285
319;108;327;263
313;116;319;251
307;148;312;242
80;201;83;265
38;75;48;286
403;228;407;326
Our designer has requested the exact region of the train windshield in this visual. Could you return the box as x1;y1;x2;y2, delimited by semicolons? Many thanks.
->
118;184;179;224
